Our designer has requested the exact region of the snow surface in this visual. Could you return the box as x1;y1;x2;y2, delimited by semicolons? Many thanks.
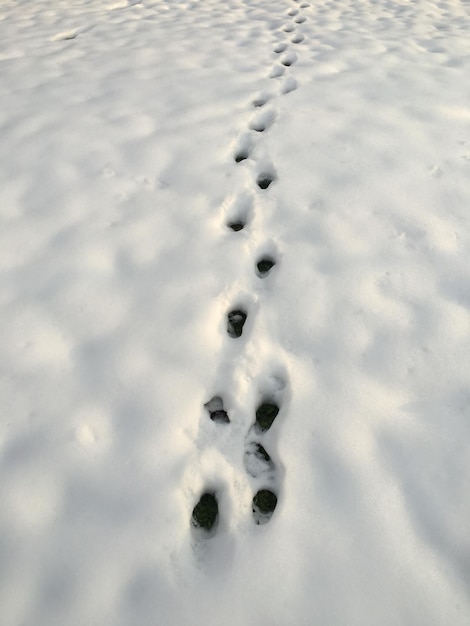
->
1;0;470;624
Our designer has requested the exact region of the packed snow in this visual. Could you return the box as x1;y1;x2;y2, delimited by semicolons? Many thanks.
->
1;0;470;624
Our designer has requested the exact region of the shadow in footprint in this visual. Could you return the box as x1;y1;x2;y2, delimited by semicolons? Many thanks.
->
281;51;297;67
255;402;279;432
283;24;295;33
204;396;230;424
274;42;288;53
227;309;247;338
295;15;307;23
291;34;304;44
235;150;249;163
270;65;285;78
192;492;219;535
249;109;276;133
256;172;276;190
256;256;276;278
253;489;277;525
227;221;245;232
244;442;275;478
281;76;298;94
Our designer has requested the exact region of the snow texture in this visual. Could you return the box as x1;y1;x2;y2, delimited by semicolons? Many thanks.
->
1;0;470;624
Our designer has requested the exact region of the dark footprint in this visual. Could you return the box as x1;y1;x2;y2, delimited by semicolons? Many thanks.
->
295;15;307;23
204;396;230;424
255;402;279;432
244;442;275;478
227;221;245;232
192;492;219;532
256;256;276;277
234;150;249;163
256;172;276;190
273;42;288;54
291;34;304;44
252;489;278;525
227;309;247;338
281;51;297;66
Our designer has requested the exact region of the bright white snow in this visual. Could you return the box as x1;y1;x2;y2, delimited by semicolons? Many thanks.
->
1;0;470;624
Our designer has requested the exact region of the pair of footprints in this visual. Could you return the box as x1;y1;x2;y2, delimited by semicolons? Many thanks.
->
191;397;280;533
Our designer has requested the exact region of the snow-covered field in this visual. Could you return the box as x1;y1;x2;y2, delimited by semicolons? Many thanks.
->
1;0;470;623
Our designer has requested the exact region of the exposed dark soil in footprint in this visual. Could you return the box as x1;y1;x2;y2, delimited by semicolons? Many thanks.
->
227;221;245;232
204;396;230;424
256;173;275;190
227;309;247;338
256;256;276;277
253;489;278;525
192;492;219;531
256;402;279;431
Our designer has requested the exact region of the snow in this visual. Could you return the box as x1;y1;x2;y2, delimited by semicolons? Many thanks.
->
1;0;470;624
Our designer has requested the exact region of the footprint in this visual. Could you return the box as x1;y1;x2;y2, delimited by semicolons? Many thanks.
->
249;109;276;133
192;492;219;535
244;442;275;478
233;132;253;163
273;42;288;54
283;24;295;33
270;65;285;79
252;489;278;525
300;2;310;7
280;51;297;67
224;191;253;232
287;8;299;16
227;221;245;232
227;309;247;338
281;76;298;94
294;15;307;23
252;92;270;108
204;396;230;424
291;33;304;44
256;256;276;277
256;171;276;190
255;401;280;432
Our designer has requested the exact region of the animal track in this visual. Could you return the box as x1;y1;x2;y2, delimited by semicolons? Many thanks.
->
283;24;295;33
244;442;275;478
253;489;278;525
291;34;304;44
252;92;270;108
270;64;285;78
281;76;298;94
256;256;276;277
192;492;219;533
227;309;247;338
249;109;276;133
294;15;306;23
256;171;276;190
204;396;230;424
274;42;288;54
281;51;297;67
255;401;280;432
224;191;253;232
287;8;299;16
233;132;253;163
